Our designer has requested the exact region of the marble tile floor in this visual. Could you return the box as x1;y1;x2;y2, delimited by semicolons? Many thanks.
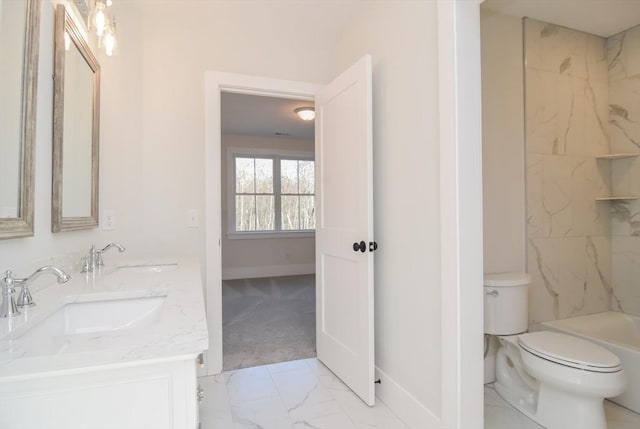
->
485;384;640;429
198;357;409;429
198;360;640;429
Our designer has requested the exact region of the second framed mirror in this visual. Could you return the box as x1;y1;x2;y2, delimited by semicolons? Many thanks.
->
52;4;100;232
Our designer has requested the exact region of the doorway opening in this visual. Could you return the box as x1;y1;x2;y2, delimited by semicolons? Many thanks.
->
204;60;376;405
220;92;317;371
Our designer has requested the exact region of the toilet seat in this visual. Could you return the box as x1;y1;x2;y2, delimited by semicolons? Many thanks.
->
518;331;622;373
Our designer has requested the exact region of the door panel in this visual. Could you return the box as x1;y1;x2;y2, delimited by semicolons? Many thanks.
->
315;55;374;406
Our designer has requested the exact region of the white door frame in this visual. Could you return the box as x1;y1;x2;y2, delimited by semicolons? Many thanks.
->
438;1;484;428
203;72;320;374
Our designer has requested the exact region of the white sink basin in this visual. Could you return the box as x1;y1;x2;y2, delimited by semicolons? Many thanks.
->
19;295;166;339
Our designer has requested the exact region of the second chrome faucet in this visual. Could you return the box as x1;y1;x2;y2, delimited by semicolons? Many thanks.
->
82;242;126;273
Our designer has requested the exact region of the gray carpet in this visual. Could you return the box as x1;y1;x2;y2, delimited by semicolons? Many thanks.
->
222;275;316;371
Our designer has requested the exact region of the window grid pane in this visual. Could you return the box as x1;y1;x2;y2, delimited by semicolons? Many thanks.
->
256;195;275;230
281;160;299;194
235;157;255;193
235;195;256;231
300;196;315;230
299;161;314;194
255;158;274;193
281;195;300;230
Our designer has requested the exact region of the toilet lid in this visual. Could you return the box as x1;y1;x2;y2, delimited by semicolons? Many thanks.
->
518;331;622;373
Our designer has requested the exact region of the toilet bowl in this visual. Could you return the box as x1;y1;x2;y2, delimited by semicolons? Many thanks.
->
495;332;626;429
484;272;627;429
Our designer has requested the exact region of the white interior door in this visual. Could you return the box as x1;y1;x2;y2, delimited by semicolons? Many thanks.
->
315;55;374;406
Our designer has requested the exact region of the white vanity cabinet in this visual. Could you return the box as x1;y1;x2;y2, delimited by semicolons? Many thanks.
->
0;258;208;429
0;356;199;429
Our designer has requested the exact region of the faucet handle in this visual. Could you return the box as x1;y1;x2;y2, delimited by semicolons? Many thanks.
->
16;283;35;307
1;271;20;318
81;255;91;273
2;270;15;289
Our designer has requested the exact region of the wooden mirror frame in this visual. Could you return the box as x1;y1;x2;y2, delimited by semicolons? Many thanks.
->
52;4;100;232
0;0;40;239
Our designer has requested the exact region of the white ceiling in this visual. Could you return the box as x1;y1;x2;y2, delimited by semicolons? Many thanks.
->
482;0;640;38
221;92;315;139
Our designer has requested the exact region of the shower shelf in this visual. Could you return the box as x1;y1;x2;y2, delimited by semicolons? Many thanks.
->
595;153;640;160
595;196;640;201
594;154;640;201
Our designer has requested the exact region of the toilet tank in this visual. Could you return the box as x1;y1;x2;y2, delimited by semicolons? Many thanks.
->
484;272;530;335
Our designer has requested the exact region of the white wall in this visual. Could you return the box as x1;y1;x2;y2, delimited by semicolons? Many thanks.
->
480;9;526;275
335;2;443;425
221;134;315;280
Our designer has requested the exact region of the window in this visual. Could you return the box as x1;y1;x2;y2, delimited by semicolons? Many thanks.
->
231;151;315;234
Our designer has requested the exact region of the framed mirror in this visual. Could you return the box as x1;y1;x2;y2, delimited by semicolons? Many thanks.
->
0;0;40;239
52;4;100;232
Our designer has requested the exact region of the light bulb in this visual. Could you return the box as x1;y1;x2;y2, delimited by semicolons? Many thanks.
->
103;20;118;56
90;1;109;37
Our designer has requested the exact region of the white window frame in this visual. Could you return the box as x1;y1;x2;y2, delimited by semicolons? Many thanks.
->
226;147;315;239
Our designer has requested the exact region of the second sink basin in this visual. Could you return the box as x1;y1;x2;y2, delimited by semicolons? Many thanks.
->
117;263;178;274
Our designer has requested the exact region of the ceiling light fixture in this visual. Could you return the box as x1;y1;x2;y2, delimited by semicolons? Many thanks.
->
295;107;315;121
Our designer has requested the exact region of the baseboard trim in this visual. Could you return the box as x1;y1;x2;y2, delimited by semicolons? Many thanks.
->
375;366;442;429
222;264;315;280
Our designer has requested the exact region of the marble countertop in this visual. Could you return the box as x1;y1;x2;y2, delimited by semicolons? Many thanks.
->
0;257;208;380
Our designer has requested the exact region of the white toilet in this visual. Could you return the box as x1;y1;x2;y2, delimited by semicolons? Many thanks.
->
484;272;627;429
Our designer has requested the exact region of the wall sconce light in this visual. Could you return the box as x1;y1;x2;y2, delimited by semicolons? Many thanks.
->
102;18;118;56
89;0;108;37
88;0;119;56
295;107;315;121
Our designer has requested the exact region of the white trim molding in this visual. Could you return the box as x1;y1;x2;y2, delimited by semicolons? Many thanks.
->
375;366;441;429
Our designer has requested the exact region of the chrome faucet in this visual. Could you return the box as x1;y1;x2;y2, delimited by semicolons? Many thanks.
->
1;267;71;315
82;243;126;273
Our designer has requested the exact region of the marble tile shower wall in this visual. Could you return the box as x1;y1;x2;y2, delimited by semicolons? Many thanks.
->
608;24;640;317
524;19;613;324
